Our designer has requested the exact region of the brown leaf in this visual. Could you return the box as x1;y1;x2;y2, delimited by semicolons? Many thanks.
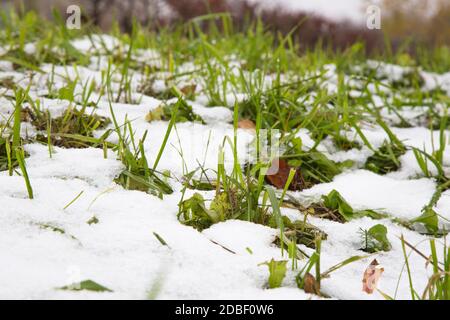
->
362;259;384;294
180;84;197;96
303;273;321;295
265;158;305;191
237;119;256;130
145;106;164;122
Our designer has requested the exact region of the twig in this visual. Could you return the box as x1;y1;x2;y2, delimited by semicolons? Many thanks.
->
398;235;444;272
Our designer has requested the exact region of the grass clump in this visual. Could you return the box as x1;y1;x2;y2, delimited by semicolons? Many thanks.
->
283;151;352;189
109;98;174;198
265;136;353;192
360;224;392;253
178;182;269;231
364;141;406;174
382;237;450;300
26;107;111;148
0;136;16;172
420;239;450;300
1;48;40;71
273;217;327;250
288;190;386;223
145;99;204;124
295;238;369;296
178;142;326;250
321;190;385;221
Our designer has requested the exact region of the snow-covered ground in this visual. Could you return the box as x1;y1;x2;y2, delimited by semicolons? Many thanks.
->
1;34;450;300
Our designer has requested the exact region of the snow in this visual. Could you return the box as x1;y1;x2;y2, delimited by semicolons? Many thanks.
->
1;34;450;300
301;169;437;221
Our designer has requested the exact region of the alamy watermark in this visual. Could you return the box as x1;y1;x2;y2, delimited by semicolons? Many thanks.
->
66;4;382;31
66;5;81;30
366;5;381;30
175;128;282;175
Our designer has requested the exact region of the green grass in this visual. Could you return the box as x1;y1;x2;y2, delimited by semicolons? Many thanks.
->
1;8;450;299
384;236;450;300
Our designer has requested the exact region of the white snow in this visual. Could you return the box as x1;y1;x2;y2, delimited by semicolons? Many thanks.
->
301;169;436;221
1;34;450;300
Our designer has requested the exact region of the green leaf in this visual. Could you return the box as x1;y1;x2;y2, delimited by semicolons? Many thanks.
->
209;192;231;221
322;190;354;221
145;99;204;124
153;232;170;248
178;192;220;230
412;209;439;234
259;259;288;289
363;224;392;253
59;280;113;292
58;81;76;101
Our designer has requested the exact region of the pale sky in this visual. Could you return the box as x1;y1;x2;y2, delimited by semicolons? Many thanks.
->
239;0;380;24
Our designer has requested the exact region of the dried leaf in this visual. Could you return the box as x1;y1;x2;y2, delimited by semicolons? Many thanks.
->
145;106;164;122
362;259;384;294
265;158;304;191
180;84;197;96
238;119;256;130
303;273;321;295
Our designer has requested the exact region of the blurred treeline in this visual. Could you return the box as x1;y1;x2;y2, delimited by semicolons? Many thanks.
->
3;0;450;54
382;0;450;47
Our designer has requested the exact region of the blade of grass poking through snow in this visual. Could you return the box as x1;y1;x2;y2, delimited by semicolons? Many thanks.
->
428;239;442;299
116;23;135;103
63;191;84;210
267;186;285;255
315;238;322;286
259;259;288;289
414;147;448;183
217;146;227;192
46;112;53;158
231;102;244;183
377;289;395;300
400;235;419;300
443;242;450;300
59;280;112;292
5;139;13;176
153;232;171;249
12;88;33;199
15;147;33;199
146;267;168;300
320;254;370;279
279;169;295;207
12;88;28;150
152;89;181;171
3;56;44;74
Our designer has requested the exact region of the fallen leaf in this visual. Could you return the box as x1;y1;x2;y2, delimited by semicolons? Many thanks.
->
362;259;384;294
180;84;197;96
238;119;256;129
303;273;321;295
265;158;304;191
145;106;164;122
